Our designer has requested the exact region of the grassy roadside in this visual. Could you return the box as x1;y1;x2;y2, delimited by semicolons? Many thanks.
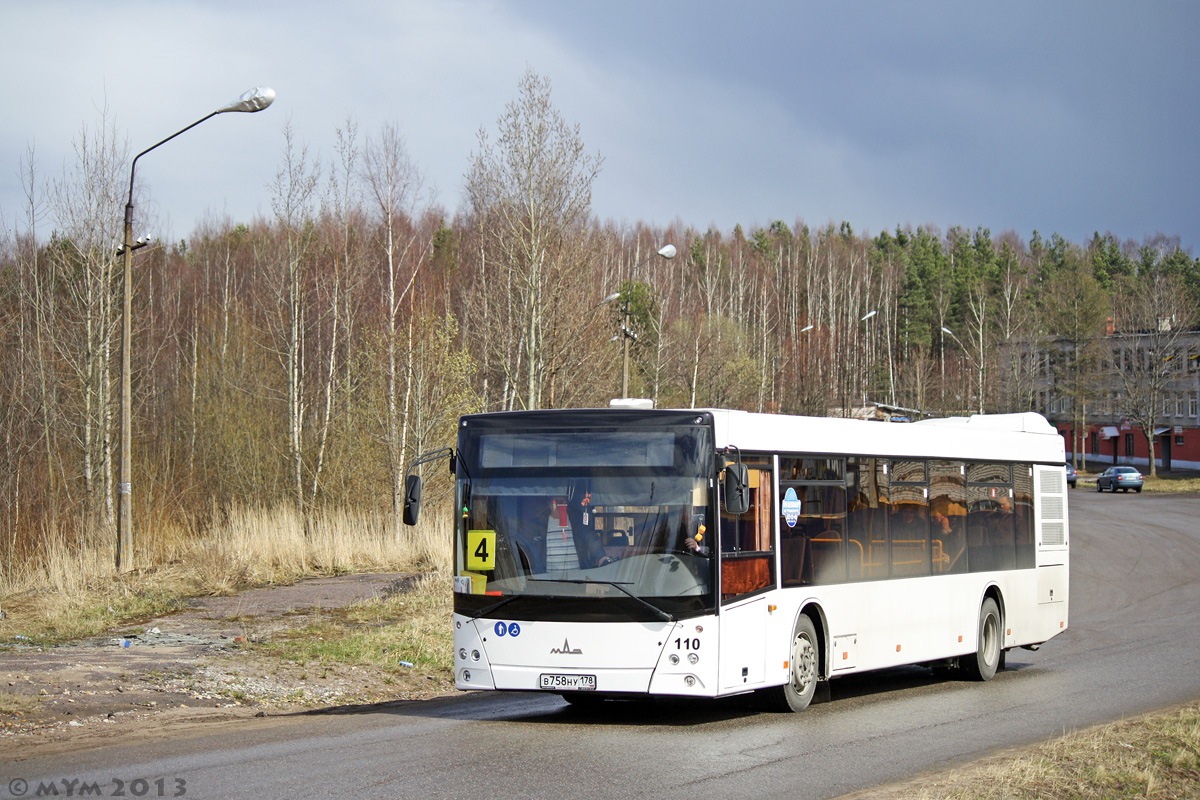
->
0;504;450;647
252;572;453;677
1141;473;1200;493
863;700;1200;799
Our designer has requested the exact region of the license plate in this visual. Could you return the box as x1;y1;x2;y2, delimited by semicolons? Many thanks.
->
539;673;597;691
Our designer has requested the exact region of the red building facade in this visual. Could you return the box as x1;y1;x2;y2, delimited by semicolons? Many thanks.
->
1043;329;1200;472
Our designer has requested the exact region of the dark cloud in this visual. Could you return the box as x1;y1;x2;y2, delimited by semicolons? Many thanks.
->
2;1;1196;251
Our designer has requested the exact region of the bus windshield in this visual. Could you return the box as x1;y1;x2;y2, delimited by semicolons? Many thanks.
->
452;412;717;621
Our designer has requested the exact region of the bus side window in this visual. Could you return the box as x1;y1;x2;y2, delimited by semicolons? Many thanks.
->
856;458;891;579
720;466;772;553
930;461;967;574
779;456;849;587
1014;466;1035;569
720;464;775;600
888;500;931;578
967;462;1015;572
887;461;931;578
781;482;846;586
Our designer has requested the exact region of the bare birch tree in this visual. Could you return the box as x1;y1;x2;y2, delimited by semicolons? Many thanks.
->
993;237;1039;413
362;121;428;540
11;147;63;538
464;69;602;410
47;115;127;530
1042;245;1108;467
268;123;320;518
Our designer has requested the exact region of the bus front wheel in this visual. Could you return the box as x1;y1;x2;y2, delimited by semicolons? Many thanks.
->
765;614;819;712
961;597;1002;681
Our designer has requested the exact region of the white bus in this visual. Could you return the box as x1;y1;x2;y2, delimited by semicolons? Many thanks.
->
405;407;1069;711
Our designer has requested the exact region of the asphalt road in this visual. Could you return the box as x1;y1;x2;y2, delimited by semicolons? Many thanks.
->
4;490;1199;800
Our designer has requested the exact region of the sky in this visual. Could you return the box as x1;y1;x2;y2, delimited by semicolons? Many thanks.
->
2;0;1198;252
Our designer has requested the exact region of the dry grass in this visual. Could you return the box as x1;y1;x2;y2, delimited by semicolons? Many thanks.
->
0;504;451;645
256;572;454;673
874;701;1200;799
0;691;40;716
1141;473;1200;493
178;503;449;591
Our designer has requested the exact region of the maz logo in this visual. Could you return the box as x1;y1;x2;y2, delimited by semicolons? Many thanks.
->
550;639;582;655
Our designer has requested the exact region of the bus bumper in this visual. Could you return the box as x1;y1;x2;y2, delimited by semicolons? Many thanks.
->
452;614;719;696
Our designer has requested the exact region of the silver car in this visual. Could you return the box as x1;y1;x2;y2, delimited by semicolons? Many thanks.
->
1096;466;1143;493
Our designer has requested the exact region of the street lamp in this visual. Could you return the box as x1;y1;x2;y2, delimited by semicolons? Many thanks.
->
859;310;877;408
941;326;984;414
116;86;276;572
619;243;676;398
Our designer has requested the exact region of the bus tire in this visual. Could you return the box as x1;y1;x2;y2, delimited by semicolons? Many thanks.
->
962;597;1002;681
765;614;819;712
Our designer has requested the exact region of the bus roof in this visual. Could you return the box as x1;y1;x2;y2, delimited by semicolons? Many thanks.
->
709;409;1064;464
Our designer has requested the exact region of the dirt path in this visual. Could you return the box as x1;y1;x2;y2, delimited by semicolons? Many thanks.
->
1;573;451;747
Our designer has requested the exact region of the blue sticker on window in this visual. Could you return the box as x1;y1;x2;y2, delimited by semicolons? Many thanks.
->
494;621;508;637
508;622;521;637
782;486;802;528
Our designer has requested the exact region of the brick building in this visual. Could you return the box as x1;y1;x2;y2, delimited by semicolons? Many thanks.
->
1039;327;1200;472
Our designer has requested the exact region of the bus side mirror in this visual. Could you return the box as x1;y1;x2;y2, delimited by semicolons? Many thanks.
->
403;475;422;526
724;464;750;515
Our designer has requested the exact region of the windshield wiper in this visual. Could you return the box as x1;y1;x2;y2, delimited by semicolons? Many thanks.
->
527;578;635;586
472;594;522;619
528;578;673;622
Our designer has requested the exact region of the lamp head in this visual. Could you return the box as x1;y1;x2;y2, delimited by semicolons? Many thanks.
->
218;86;277;114
657;244;677;260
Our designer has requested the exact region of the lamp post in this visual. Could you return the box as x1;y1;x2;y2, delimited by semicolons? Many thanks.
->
860;310;877;409
796;323;815;414
116;87;275;572
619;243;676;398
940;325;983;414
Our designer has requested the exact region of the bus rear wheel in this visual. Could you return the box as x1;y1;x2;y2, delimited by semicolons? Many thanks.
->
765;615;819;712
961;597;1002;681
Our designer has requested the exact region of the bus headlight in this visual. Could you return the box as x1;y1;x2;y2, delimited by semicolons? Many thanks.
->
459;648;468;661
688;653;700;665
669;654;680;665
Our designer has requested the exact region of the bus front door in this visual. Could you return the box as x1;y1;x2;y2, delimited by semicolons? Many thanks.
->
719;595;768;691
